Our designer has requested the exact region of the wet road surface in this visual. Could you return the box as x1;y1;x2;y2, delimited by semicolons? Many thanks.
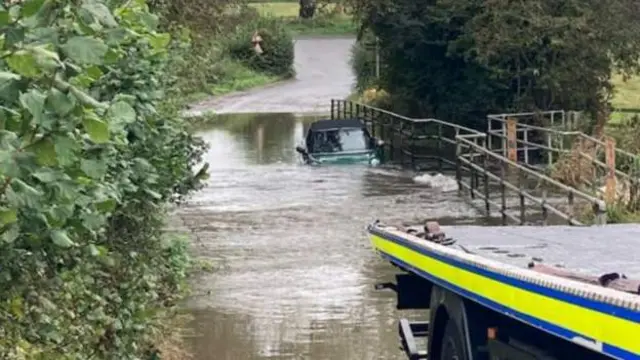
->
178;113;485;359
184;36;355;117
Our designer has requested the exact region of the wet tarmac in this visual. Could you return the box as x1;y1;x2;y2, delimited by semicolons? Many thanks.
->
184;36;356;117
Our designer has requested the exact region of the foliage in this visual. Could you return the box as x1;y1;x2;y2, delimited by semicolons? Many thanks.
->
349;30;377;92
224;16;295;78
348;0;640;129
250;1;356;35
148;2;295;103
0;0;207;358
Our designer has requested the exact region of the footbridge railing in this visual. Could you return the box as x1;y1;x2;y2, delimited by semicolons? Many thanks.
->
486;111;640;205
456;133;607;225
330;99;485;171
330;99;610;225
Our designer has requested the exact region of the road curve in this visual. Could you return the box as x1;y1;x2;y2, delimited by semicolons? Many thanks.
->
183;36;356;117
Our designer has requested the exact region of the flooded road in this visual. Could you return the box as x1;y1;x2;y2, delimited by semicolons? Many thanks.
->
178;113;484;359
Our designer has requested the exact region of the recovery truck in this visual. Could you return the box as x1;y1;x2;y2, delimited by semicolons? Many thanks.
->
369;220;640;360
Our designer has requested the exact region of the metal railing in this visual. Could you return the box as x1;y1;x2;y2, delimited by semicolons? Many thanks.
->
330;99;611;225
456;134;607;225
331;99;485;171
486;112;640;200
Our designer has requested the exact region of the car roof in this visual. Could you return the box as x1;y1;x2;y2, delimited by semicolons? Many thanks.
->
308;118;364;131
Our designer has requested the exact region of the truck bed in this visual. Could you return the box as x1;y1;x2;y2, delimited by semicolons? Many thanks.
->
368;221;640;359
435;224;640;279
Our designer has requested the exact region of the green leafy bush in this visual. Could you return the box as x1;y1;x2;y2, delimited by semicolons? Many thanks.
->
224;16;295;78
0;0;207;358
350;32;378;92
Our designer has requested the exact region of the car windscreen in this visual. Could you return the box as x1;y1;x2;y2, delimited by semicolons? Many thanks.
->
308;127;371;153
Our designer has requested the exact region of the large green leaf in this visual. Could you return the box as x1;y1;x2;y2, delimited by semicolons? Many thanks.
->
0;71;20;81
0;9;9;27
6;51;39;78
0;208;17;227
149;33;171;52
46;88;76;116
30;138;57;166
80;158;107;178
81;0;118;28
19;89;47;126
107;101;136;124
53;135;77;166
21;0;47;18
82;116;110;143
61;36;108;65
50;229;75;247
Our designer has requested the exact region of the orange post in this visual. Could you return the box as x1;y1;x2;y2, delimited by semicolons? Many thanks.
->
605;136;617;204
506;118;517;162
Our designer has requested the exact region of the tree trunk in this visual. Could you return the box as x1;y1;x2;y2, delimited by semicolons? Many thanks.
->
299;0;316;19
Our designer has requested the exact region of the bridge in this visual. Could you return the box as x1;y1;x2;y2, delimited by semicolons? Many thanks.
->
330;99;640;226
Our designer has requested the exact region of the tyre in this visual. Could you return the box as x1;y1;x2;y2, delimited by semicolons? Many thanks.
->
440;319;469;360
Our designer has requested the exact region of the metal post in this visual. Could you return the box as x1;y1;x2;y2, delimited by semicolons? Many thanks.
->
501;121;507;158
437;124;443;171
523;128;529;165
483;143;490;216
567;191;574;224
487;116;493;151
541;188;548;226
500;162;507;225
375;37;380;79
331;99;335;120
518;171;526;225
546;132;552;167
470;147;476;200
410;123;416;170
349;101;353;118
456;139;462;196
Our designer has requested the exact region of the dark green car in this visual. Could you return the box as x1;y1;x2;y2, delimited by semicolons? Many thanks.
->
295;118;385;166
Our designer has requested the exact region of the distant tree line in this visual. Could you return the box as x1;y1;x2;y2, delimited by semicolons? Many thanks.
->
348;0;640;130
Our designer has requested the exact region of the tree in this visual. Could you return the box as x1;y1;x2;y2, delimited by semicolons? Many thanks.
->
299;0;317;19
348;0;640;130
0;0;207;357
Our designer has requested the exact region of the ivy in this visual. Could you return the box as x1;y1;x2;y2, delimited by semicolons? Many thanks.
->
0;0;207;358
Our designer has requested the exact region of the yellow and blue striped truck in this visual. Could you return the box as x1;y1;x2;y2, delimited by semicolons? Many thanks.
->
369;220;640;360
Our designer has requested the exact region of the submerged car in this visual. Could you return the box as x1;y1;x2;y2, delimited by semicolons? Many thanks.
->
295;118;385;166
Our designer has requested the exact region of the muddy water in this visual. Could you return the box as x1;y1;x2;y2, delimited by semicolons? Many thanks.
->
179;113;485;360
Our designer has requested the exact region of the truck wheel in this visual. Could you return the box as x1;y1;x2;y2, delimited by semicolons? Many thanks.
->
440;319;468;360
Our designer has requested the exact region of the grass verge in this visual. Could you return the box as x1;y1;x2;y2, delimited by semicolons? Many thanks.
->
168;15;295;111
610;74;640;125
181;60;281;105
249;2;356;36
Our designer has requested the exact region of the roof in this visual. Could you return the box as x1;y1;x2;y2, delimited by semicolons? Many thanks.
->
308;118;364;131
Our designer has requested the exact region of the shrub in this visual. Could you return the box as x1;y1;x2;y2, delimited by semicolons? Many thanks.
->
350;31;378;92
0;0;207;358
224;16;295;78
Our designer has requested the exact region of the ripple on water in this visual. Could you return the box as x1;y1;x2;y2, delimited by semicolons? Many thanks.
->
182;114;481;359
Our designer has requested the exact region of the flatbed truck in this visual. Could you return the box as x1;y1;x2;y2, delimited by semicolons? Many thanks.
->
368;220;640;360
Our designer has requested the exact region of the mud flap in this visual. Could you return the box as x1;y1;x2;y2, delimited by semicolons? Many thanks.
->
375;273;432;310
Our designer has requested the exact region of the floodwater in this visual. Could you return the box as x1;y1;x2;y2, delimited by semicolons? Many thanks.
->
178;113;485;360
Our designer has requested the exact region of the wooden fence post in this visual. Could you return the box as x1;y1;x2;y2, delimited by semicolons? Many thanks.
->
605;136;617;205
507;117;517;162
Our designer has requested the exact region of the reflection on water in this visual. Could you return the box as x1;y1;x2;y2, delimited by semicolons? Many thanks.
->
181;113;482;359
